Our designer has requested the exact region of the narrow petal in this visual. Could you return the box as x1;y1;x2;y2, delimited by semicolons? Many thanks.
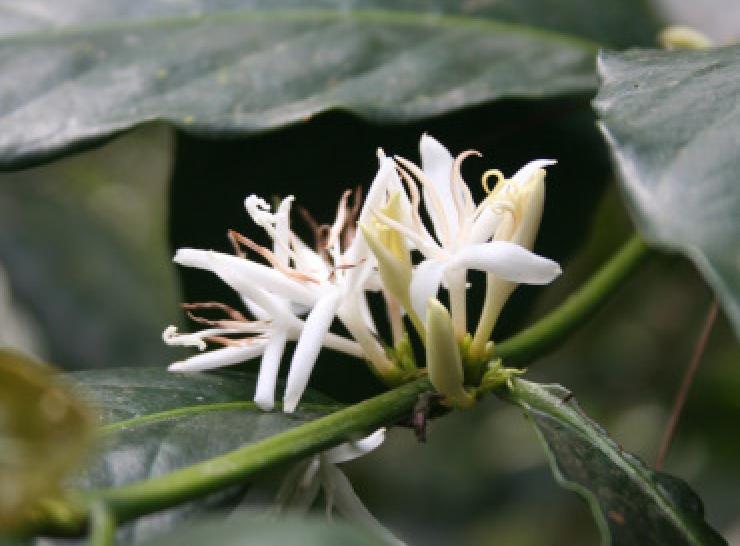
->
420;134;457;240
253;331;288;411
358;155;400;225
511;159;556;187
324;428;386;464
174;248;316;307
323;465;406;546
273;196;295;266
470;206;504;244
168;342;266;372
163;325;245;351
450;241;562;284
283;292;342;413
410;259;446;319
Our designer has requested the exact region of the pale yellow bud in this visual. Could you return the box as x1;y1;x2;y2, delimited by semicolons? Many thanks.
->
658;26;712;50
425;298;475;409
510;169;545;250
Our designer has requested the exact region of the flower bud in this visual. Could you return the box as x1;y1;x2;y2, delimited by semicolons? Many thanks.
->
425;298;475;409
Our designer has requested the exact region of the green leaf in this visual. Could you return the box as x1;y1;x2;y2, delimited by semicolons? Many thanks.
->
0;0;661;169
0;350;94;531
594;45;740;338
504;378;726;545
0;124;182;370
68;367;338;543
136;515;389;546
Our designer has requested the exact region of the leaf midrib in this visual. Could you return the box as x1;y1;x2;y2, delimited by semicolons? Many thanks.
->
514;379;709;545
100;400;343;435
0;8;601;53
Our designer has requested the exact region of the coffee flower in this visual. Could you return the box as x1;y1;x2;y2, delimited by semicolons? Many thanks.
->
364;134;562;406
164;155;406;413
370;135;561;337
164;134;563;413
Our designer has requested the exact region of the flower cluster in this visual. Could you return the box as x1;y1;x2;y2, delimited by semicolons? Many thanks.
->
163;135;561;412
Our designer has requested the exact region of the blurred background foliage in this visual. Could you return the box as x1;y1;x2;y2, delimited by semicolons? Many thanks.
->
0;0;738;544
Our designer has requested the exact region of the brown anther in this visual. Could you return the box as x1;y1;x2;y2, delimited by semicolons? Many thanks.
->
327;189;353;250
298;206;332;262
182;301;248;322
205;335;253;347
227;229;247;258
231;229;320;284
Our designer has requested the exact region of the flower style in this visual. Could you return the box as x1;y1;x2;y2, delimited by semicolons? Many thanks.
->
274;428;404;545
164;154;407;413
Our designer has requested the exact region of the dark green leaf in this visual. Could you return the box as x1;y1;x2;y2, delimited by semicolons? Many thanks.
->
594;45;740;338
0;0;662;169
136;515;389;546
504;378;727;545
0;124;182;370
68;367;338;544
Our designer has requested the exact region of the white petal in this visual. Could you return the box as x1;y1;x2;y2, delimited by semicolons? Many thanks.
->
324;428;386;464
168;342;266;372
273;196;295;266
323;465;406;546
450;241;562;284
470;206;504;244
420;134;458;240
511;159;556;187
253;332;287;411
163;325;249;351
410;259;446;319
283;292;342;413
174;248;316;307
358;155;400;225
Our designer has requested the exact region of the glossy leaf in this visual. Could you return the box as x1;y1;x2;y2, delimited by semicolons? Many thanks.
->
0;124;182;370
0;351;93;531
136;515;389;546
594;45;740;338
0;0;662;169
505;378;726;545
68;367;338;543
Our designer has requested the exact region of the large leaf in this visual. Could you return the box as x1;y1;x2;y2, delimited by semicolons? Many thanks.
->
136;515;388;546
66;367;337;544
0;351;93;531
504;378;726;545
0;124;181;370
0;0;662;169
594;45;740;338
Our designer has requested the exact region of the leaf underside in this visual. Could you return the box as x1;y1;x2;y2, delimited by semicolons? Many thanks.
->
0;0;661;169
508;379;726;546
594;45;740;338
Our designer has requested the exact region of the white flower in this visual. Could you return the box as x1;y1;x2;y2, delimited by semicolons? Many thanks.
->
165;154;405;413
372;134;562;339
275;428;404;545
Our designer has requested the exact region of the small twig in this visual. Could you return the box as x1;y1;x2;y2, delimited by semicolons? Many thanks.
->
89;501;116;546
655;300;719;471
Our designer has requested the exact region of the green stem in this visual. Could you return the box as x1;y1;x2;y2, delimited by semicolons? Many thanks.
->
41;377;431;534
494;234;649;364
31;235;648;537
88;502;116;546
